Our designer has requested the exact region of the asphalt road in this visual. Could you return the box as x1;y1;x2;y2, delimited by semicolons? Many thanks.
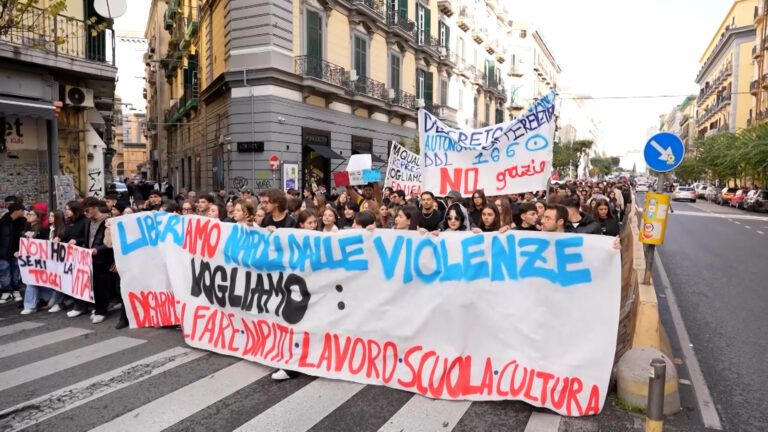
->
642;193;768;431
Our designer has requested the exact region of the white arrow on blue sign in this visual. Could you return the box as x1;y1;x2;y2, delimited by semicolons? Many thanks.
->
644;132;685;172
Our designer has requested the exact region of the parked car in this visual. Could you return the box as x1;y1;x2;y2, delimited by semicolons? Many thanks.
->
744;189;766;211
672;186;696;202
747;190;768;212
730;188;750;208
636;182;649;192
706;187;720;202
718;187;738;206
696;184;710;198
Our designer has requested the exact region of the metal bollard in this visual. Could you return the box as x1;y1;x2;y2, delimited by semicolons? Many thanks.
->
646;358;666;432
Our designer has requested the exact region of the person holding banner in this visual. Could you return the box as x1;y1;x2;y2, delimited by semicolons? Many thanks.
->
19;210;63;314
0;203;26;304
438;202;471;232
516;203;542;232
232;199;256;227
415;192;442;233
260;189;297;230
346;183;382;212
563;197;601;235
471;203;510;233
296;211;318;230
468;190;488;228
339;202;357;230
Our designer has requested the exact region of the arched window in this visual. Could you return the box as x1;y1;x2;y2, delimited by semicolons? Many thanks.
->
116;162;124;177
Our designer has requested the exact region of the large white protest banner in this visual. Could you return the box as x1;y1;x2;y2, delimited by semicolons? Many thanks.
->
419;91;556;196
385;141;422;195
17;238;94;302
112;213;620;416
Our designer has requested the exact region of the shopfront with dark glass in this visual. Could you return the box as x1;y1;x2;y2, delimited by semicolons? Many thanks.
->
302;128;342;194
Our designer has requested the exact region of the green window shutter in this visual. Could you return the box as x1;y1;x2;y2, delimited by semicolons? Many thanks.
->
424;8;431;42
488;60;495;84
354;35;367;77
445;24;450;53
398;0;407;18
425;71;433;104
306;10;322;58
416;68;422;99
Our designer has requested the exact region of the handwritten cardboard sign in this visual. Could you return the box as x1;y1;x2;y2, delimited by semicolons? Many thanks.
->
385;142;422;195
419;91;556;196
112;213;620;416
17;238;94;302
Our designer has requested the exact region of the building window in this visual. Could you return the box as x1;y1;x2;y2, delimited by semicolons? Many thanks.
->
520;29;527;38
440;79;448;105
390;53;401;91
416;4;431;45
416;68;433;105
116;162;124;177
353;34;367;78
352;136;373;155
439;21;450;53
484;98;490;125
306;9;323;59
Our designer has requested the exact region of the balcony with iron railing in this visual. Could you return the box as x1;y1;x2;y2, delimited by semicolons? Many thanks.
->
387;10;417;39
348;75;388;100
295;55;347;87
390;88;417;110
0;5;116;70
471;26;487;44
349;0;386;20
438;47;457;67
165;78;199;128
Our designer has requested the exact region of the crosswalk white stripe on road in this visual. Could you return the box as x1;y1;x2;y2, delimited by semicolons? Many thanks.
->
90;360;271;432
524;411;562;432
235;378;365;432
378;394;472;432
0;346;207;432
0;321;44;337
0;327;92;359
0;336;145;391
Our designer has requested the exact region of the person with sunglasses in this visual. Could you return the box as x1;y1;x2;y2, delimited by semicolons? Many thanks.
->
181;200;195;215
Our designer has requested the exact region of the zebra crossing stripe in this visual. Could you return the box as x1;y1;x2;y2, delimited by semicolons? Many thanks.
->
377;394;472;432
0;346;207;432
234;378;365;431
0;336;145;392
524;411;562;432
0;321;44;337
0;327;92;359
90;360;271;432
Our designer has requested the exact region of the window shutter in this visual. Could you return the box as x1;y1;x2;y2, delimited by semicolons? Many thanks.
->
424;8;431;42
425;71;434;104
445;23;450;53
306;10;322;58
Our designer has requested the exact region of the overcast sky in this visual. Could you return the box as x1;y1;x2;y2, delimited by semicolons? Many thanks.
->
115;0;733;166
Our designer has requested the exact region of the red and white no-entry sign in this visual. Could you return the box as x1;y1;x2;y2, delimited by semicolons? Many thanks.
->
269;155;280;170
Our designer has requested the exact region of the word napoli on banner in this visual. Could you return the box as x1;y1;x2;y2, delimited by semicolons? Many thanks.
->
111;212;621;417
419;91;556;196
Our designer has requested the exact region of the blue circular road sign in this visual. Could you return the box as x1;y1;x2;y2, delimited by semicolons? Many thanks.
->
644;132;685;172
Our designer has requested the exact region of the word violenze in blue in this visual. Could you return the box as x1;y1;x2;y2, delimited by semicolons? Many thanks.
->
116;213;592;288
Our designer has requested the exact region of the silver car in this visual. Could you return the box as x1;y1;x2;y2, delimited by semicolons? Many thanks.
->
672;186;697;202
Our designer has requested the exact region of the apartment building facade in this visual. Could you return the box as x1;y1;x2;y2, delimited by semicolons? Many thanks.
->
0;0;117;204
145;0;560;194
695;0;756;137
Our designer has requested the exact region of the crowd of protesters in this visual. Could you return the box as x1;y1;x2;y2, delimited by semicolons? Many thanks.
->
0;177;632;379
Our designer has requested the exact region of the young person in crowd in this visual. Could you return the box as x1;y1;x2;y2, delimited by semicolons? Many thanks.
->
207;203;231;222
260;189;297;230
287;197;302;220
468;189;487;228
181;200;195;215
416;191;442;232
472;203;509;233
313;195;327;213
352;210;376;230
233;200;256;227
67;198;114;323
296;210;318;230
18;210;57;314
339;201;357;229
226;201;235;219
319;208;340;232
494;198;515;229
563;196;601;234
541;204;568;233
254;208;266;227
394;206;419;230
438;202;471;232
594;199;620;237
516;202;541;231
196;194;215;215
376;203;395;229
347;183;382;211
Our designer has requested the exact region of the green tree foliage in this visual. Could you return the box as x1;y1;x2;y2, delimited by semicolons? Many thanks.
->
590;156;621;176
672;158;704;183
692;123;768;186
0;1;68;37
553;139;593;177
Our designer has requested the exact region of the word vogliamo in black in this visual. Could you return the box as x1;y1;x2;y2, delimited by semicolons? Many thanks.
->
190;258;310;324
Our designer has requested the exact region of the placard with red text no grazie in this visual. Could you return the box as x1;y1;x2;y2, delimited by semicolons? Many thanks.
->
419;91;556;196
112;212;620;416
17;238;94;302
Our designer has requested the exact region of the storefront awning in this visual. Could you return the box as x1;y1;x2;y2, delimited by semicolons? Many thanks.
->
86;108;105;127
307;143;343;160
0;96;55;119
85;123;106;149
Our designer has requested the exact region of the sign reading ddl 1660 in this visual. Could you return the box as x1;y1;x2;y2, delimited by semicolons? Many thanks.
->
644;132;684;172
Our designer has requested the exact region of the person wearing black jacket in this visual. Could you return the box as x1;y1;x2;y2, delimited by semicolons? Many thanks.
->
0;203;26;303
563;197;602;235
416;191;443;233
593;199;620;237
63;201;88;247
67;198;114;323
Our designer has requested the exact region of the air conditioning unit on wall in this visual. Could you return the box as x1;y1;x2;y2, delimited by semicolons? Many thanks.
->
64;85;95;108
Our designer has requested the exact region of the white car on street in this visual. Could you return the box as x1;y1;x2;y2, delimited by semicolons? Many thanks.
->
672;186;696;202
636;182;649;192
